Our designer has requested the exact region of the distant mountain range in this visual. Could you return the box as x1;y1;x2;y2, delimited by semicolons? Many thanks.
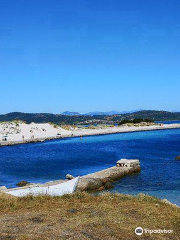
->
0;110;180;125
61;110;141;116
62;111;81;116
84;111;122;115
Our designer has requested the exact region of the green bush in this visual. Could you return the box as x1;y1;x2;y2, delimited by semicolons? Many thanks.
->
118;118;154;126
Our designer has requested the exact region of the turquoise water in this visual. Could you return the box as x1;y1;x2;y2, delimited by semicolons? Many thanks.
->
0;129;180;205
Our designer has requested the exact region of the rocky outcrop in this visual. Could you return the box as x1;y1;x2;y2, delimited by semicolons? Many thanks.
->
16;181;30;187
66;174;74;180
0;186;7;191
162;199;179;208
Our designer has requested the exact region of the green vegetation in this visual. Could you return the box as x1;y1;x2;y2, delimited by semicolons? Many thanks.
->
0;110;180;125
118;118;154;125
0;192;179;239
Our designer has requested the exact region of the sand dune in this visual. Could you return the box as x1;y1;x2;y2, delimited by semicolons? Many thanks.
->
0;121;69;142
0;121;180;145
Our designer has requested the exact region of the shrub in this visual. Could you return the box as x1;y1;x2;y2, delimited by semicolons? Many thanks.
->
118;118;154;126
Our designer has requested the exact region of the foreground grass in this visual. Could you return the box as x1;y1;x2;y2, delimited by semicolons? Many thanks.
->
0;192;180;240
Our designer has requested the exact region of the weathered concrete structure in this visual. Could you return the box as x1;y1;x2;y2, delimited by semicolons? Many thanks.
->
77;159;141;191
0;159;141;195
116;159;140;167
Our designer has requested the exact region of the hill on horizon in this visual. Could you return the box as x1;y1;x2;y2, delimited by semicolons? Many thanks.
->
61;110;136;115
0;110;180;125
61;111;81;116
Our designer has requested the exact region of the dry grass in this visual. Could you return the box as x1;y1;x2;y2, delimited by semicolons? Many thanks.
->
0;192;180;240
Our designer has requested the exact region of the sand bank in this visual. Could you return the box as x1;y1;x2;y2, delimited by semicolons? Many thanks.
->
0;121;180;146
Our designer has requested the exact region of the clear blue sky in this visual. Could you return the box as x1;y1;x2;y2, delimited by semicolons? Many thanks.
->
0;0;180;114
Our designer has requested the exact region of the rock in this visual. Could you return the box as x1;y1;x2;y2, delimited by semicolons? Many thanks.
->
162;199;179;208
162;199;171;204
68;208;77;214
97;186;105;191
16;181;30;187
104;181;113;190
66;174;74;180
175;156;180;160
137;193;146;198
0;186;7;191
77;178;103;192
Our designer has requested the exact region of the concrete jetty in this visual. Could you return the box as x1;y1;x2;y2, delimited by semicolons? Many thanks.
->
0;159;141;196
77;159;141;191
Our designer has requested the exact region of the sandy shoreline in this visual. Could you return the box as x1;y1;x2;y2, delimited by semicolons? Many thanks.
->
0;122;180;147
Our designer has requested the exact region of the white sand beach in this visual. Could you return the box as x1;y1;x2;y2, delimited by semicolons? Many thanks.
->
0;121;180;146
0;122;69;142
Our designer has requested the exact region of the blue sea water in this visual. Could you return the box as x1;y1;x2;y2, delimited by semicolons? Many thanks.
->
156;120;180;124
0;129;180;205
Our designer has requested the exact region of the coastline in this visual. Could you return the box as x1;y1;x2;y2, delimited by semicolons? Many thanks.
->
0;123;180;147
1;159;141;194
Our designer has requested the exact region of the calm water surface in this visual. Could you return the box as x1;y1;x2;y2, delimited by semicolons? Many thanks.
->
0;129;180;205
156;120;180;124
